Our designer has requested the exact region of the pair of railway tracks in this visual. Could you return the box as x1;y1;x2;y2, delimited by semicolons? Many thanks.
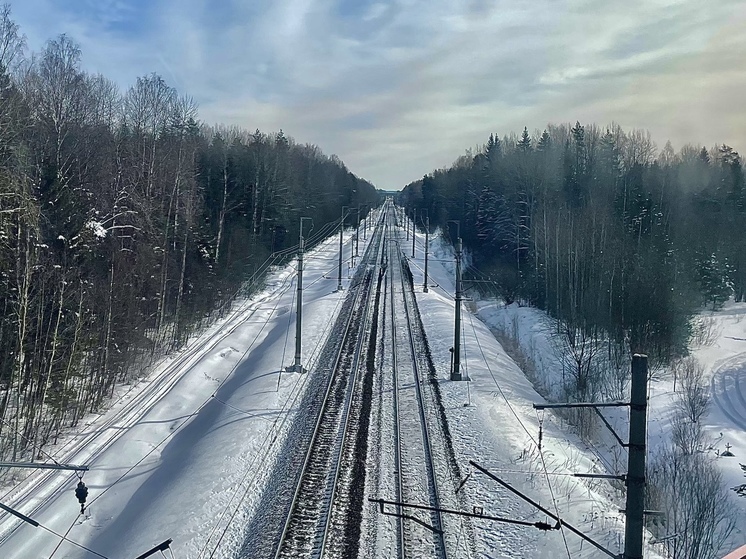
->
2;202;464;558
240;212;386;559
256;201;467;558
387;213;449;559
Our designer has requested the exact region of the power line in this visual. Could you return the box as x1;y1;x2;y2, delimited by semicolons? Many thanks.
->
0;418;69;502
197;272;350;559
47;512;80;559
454;268;630;475
39;509;172;559
87;270;300;512
0;501;109;559
201;211;381;556
0;213;355;559
464;310;573;559
36;275;299;559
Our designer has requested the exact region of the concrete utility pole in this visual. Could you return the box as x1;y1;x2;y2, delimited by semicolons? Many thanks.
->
337;206;346;291
452;225;463;381
624;354;648;559
406;210;409;241
350;232;355;269
412;208;416;258
423;215;430;293
363;205;367;241
290;217;311;373
532;354;649;559
355;204;360;257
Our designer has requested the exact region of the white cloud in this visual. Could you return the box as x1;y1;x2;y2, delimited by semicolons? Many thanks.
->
5;0;746;189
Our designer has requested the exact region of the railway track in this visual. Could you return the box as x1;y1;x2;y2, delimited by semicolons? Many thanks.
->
0;285;287;545
275;271;376;558
245;201;456;559
387;210;449;559
2;201;471;558
239;216;386;559
274;220;386;559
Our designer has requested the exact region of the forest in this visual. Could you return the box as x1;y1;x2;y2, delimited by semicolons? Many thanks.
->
397;123;745;559
399;123;745;370
0;7;377;462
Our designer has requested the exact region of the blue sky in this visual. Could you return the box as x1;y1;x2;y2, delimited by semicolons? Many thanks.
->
5;0;746;189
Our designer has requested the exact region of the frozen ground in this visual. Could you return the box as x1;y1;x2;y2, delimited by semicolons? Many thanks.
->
405;227;656;558
468;245;746;553
0;208;678;559
0;223;367;559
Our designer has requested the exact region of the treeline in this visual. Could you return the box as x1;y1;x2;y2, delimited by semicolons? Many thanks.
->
400;123;745;368
400;123;744;559
0;6;377;461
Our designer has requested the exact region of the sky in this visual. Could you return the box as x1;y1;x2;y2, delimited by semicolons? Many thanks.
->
5;0;746;189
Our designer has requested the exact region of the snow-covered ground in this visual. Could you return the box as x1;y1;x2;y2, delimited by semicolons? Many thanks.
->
405;226;652;558
1;206;694;559
466;250;746;554
0;222;369;559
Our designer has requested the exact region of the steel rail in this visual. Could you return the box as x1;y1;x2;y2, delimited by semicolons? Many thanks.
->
318;216;388;557
386;209;407;559
0;285;286;544
273;217;385;559
390;207;448;559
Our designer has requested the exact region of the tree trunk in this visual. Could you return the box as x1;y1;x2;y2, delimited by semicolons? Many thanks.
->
215;154;228;264
11;223;33;461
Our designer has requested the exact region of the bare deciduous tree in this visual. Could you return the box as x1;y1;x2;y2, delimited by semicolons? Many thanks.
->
673;356;710;424
648;447;735;559
0;3;25;71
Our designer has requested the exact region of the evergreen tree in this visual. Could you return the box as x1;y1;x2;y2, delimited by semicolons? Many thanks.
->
518;127;532;152
696;253;734;309
537;130;551;153
400;122;743;364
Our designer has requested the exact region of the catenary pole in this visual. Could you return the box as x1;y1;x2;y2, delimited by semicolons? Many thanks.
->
363;205;367;241
452;223;463;381
624;354;648;559
355;204;360;257
350;232;355;268
423;215;429;292
533;355;650;558
412;208;416;258
337;206;346;291
292;217;310;373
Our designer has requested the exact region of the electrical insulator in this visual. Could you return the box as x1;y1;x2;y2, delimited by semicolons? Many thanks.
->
75;480;88;514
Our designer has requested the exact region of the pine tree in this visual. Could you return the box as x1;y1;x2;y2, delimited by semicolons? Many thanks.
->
699;146;710;165
537;130;551;153
518;127;531;152
485;132;501;162
696;253;733;309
